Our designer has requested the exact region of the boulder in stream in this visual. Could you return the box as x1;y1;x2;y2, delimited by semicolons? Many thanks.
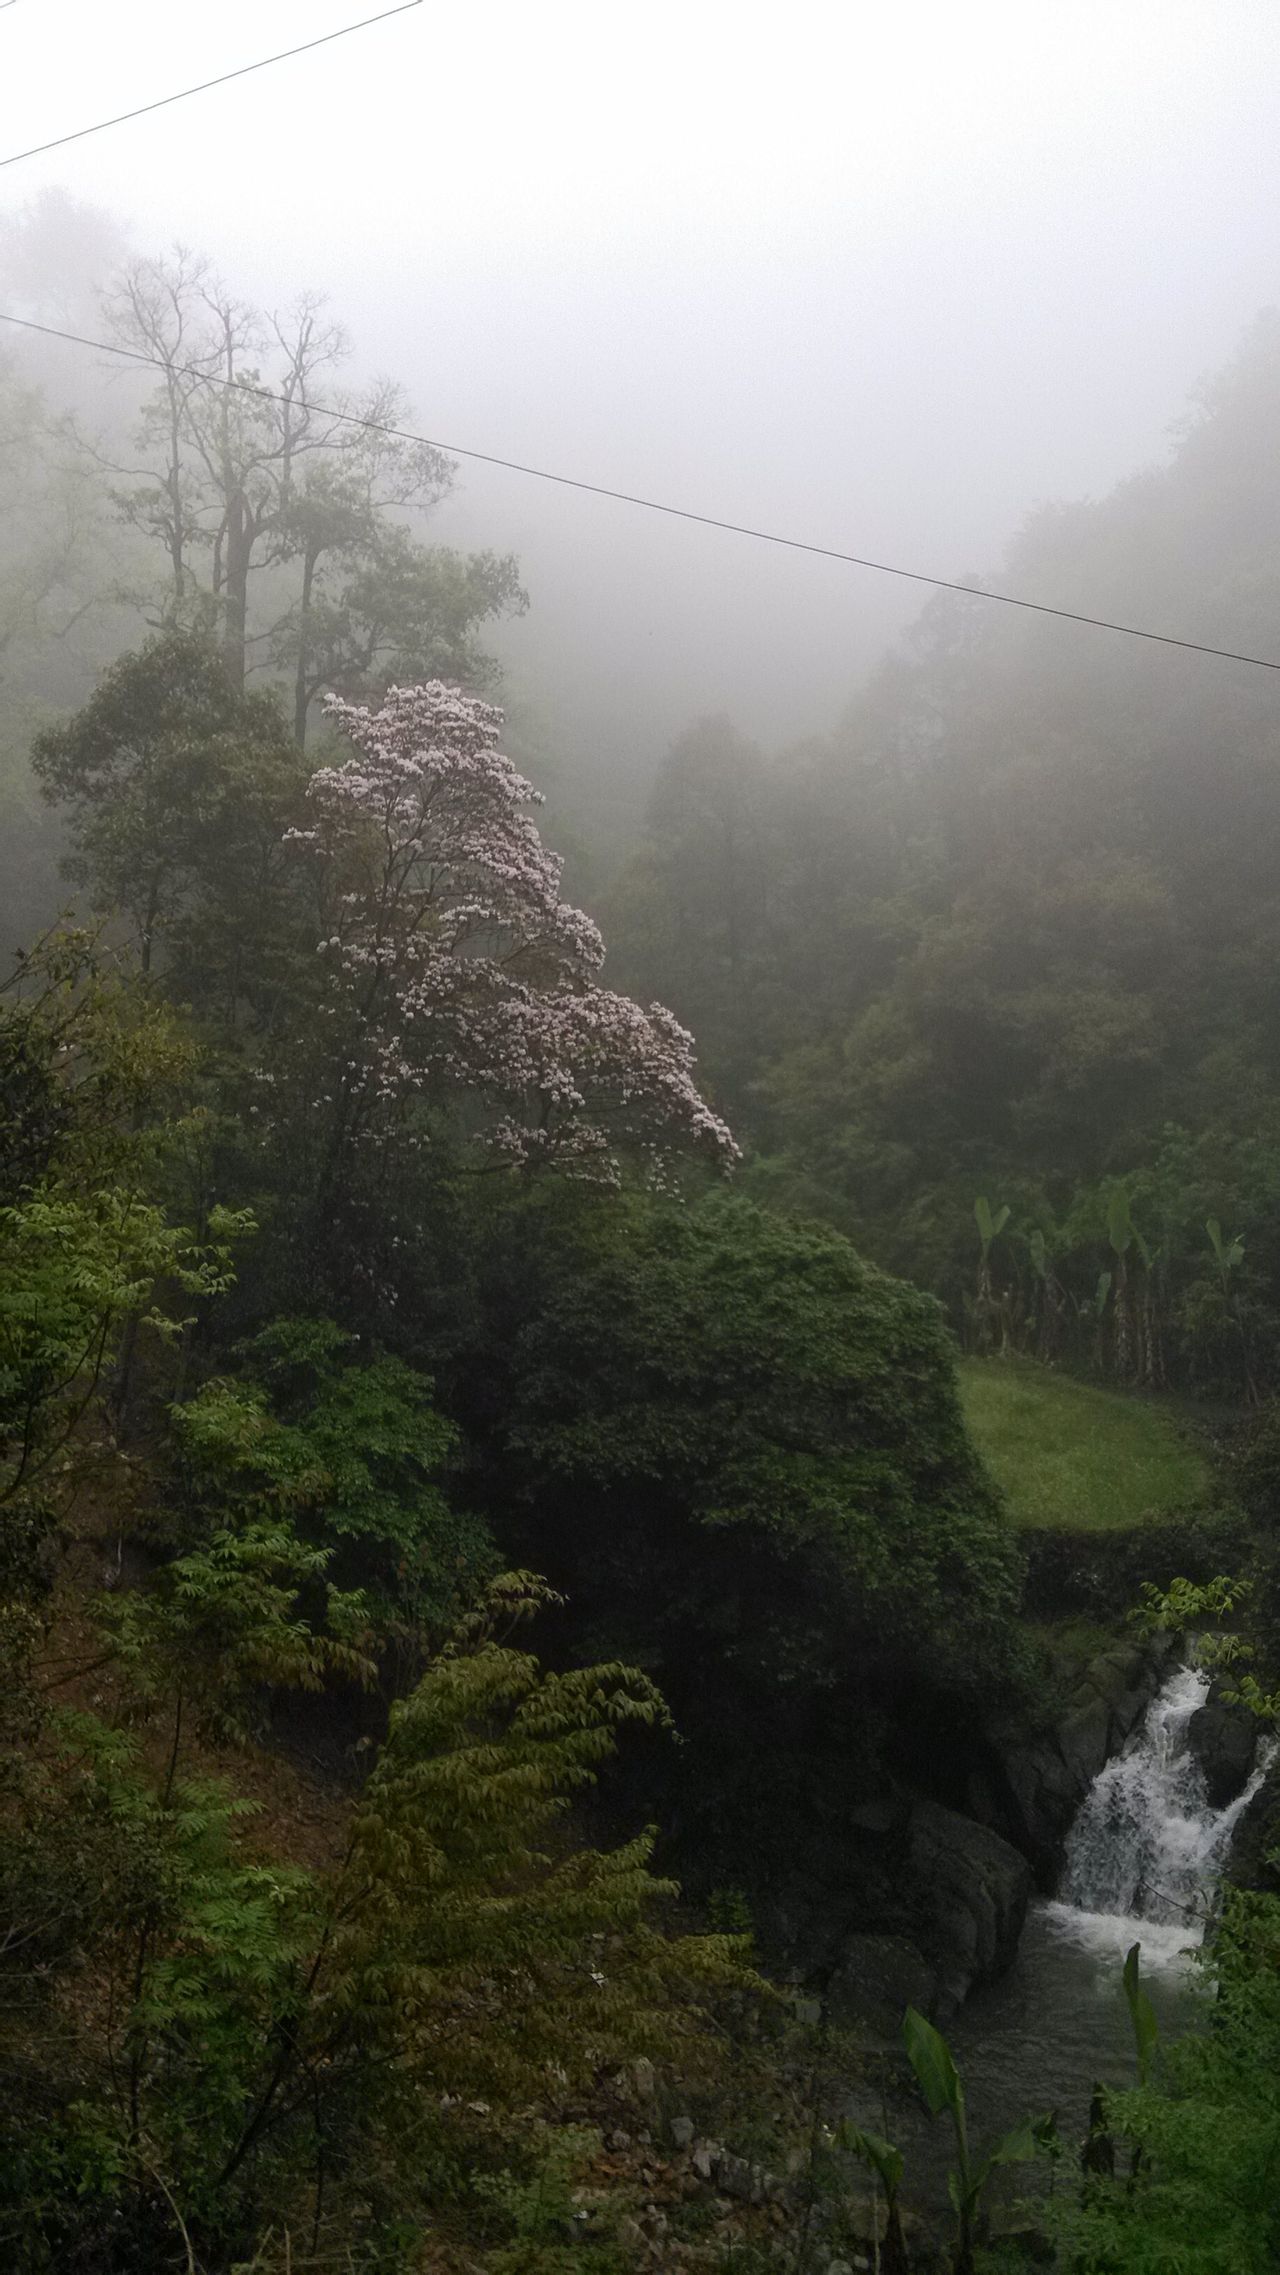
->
902;1798;1032;2013
1186;1681;1256;1810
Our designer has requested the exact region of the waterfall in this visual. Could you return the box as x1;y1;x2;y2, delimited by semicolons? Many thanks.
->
1045;1661;1274;1968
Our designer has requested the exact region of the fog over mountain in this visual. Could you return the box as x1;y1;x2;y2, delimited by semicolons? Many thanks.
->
13;14;1280;2263
4;0;1280;833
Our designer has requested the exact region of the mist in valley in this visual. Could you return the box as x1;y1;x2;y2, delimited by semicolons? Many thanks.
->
6;2;1280;838
7;12;1280;2272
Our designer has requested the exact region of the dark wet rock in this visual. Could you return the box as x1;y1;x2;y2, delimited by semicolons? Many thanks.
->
1227;1752;1280;1891
992;1635;1176;1875
902;1799;1032;2012
825;1931;938;2036
1187;1681;1256;1809
754;1638;1175;2036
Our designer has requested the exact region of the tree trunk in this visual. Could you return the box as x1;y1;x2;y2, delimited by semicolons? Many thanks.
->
294;540;320;747
222;495;250;692
1114;1257;1131;1381
139;874;160;977
976;1256;992;1353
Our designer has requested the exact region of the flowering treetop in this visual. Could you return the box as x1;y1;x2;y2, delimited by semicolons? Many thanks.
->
289;683;738;1179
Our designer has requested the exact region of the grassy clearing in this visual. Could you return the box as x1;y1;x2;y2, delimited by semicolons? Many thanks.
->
957;1355;1213;1530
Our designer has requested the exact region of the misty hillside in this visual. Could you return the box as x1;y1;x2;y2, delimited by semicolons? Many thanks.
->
7;9;1280;2273
605;316;1280;1394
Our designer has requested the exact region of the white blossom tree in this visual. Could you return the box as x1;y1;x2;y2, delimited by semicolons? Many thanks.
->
286;683;738;1183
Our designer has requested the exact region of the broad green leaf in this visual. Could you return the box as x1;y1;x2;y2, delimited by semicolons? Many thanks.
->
1107;1188;1133;1256
839;2118;904;2195
1123;1942;1159;2085
982;2114;1046;2174
904;2005;964;2121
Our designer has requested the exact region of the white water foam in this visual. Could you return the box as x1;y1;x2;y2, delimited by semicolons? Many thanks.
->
1053;1660;1274;1968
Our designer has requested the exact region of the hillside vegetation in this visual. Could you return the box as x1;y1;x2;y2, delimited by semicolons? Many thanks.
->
6;229;1280;2275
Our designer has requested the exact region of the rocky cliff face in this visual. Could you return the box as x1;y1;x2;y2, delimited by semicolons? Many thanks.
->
1186;1679;1258;1810
761;1633;1179;2033
987;1634;1178;1876
759;1786;1032;2030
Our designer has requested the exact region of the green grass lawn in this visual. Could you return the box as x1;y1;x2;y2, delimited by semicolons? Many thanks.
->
957;1355;1213;1529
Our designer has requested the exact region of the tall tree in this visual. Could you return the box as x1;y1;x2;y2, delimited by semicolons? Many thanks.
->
282;681;739;1193
30;630;302;984
99;251;525;727
606;715;774;1108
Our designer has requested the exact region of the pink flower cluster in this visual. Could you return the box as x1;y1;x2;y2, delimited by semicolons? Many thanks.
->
294;684;738;1177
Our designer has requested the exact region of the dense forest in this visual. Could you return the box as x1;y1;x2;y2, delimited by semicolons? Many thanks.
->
5;207;1280;2275
605;313;1280;1401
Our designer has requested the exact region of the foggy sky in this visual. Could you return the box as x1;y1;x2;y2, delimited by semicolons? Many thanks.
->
4;0;1280;832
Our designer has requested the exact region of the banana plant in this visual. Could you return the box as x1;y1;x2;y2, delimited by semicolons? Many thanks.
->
838;2117;911;2275
973;1197;1010;1355
1027;1225;1066;1362
1077;1267;1112;1373
1207;1218;1259;1402
1121;1940;1160;2183
1122;1941;1159;2088
1130;1222;1161;1389
1107;1187;1136;1382
903;2006;1051;2275
1206;1217;1245;1281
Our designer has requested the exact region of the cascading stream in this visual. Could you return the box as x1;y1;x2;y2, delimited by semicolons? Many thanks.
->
1048;1660;1274;1966
907;1657;1276;2215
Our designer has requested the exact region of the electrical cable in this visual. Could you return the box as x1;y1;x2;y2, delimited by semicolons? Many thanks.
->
2;305;1279;674
0;1;422;168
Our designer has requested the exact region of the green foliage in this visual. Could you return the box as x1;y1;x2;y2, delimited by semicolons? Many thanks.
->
1045;1894;1280;2275
1;1575;746;2270
0;923;199;1198
601;320;1280;1401
171;1316;494;1658
1123;1940;1160;2089
30;631;305;984
100;1518;377;1740
1207;1218;1245;1275
1134;1572;1250;1635
480;1187;1022;1709
904;2005;965;2126
842;2012;1049;2275
974;1198;1010;1254
836;2118;909;2275
601;716;772;1106
901;2007;1047;2275
474;2126;630;2274
0;1182;249;1510
1132;1572;1280;1724
0;1711;324;2267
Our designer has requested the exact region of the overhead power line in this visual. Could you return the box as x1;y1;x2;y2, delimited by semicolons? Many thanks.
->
0;1;422;168
2;306;1279;676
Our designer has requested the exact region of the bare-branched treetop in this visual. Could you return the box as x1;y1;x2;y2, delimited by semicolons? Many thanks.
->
98;250;527;735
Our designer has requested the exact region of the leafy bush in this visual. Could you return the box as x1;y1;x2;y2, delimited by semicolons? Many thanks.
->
479;1188;1022;1703
0;1578;746;2272
169;1316;494;1669
1044;1893;1280;2274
